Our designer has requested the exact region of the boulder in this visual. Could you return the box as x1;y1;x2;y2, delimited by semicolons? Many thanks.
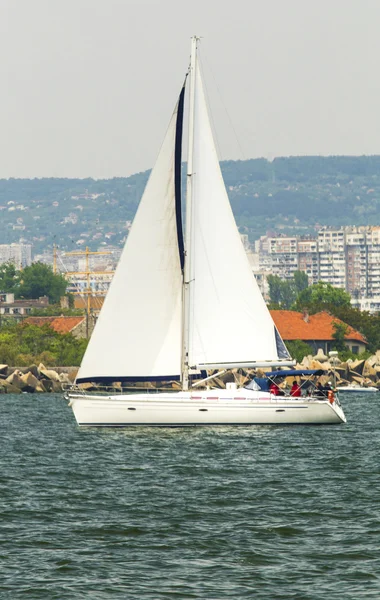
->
40;378;53;392
20;372;40;393
0;379;22;393
35;380;48;393
6;372;23;390
217;371;236;385
349;359;365;375
367;351;380;367
0;364;8;376
352;375;365;385
40;369;61;382
234;372;249;387
300;355;313;368
309;359;329;371
363;364;377;378
313;348;328;362
27;364;40;379
67;369;79;383
51;380;63;393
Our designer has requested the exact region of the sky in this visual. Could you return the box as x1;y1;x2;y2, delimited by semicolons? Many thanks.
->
1;0;380;179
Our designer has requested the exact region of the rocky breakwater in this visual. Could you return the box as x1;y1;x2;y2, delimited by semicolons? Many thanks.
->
294;349;380;389
0;364;78;394
187;348;380;390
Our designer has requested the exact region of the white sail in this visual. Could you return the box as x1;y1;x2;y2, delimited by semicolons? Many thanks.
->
187;63;289;368
76;101;183;382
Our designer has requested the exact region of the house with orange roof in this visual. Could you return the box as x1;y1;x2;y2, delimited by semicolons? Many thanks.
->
24;316;88;339
270;310;367;355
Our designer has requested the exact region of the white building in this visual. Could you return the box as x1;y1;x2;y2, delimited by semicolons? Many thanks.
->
0;243;32;269
254;226;380;304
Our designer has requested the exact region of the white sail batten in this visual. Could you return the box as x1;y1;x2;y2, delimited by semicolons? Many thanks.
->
76;103;183;382
187;63;289;368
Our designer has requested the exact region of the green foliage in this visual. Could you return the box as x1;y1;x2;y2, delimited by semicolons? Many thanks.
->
331;321;349;352
0;322;87;366
282;280;380;353
320;304;380;354
16;263;67;304
267;271;309;309
2;156;380;253
285;340;313;363
294;282;351;312
267;275;282;305
293;270;309;294
337;348;372;362
0;263;20;293
0;262;68;304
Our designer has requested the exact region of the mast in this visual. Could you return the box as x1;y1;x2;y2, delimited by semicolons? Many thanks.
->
182;36;199;391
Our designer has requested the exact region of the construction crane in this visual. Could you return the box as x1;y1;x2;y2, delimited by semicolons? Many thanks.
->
54;245;115;337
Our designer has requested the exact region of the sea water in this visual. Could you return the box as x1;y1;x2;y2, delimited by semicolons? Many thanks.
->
0;393;379;599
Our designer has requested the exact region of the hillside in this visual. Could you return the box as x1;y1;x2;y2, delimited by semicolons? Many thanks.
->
1;155;380;254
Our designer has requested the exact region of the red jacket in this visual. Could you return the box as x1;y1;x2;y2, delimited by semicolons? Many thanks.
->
290;384;301;397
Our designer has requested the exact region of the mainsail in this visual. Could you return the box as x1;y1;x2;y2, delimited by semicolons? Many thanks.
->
76;92;185;383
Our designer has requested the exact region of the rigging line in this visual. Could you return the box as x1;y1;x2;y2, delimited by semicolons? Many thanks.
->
198;50;246;162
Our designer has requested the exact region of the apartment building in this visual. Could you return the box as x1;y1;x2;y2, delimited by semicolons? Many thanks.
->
257;235;320;284
317;229;346;289
0;243;32;269
254;226;380;307
268;237;299;280
297;239;319;285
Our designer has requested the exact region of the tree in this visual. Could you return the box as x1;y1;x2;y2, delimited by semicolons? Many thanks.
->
294;282;351;312
267;275;297;309
322;304;380;354
285;340;313;363
331;321;349;352
267;275;283;305
0;262;21;293
16;263;67;304
0;322;88;366
293;270;309;294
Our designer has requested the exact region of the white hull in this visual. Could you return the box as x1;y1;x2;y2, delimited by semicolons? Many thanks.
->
67;389;346;427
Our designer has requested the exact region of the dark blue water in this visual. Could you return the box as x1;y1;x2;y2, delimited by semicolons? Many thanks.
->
1;393;379;599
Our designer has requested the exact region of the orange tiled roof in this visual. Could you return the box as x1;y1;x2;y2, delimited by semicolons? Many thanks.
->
24;316;85;334
270;310;367;344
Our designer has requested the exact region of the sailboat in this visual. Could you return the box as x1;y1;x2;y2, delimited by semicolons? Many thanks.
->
66;37;346;426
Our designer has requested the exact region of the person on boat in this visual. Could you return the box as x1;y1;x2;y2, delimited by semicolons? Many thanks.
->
315;382;325;397
290;380;301;397
269;382;278;395
324;381;335;402
269;381;284;396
